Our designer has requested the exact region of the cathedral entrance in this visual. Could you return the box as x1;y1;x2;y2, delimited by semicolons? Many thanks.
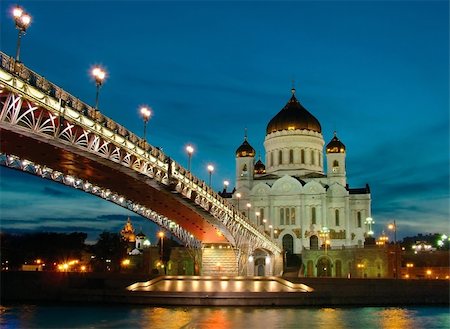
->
317;257;332;277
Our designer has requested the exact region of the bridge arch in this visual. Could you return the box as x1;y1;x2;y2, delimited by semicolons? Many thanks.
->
0;152;202;248
0;53;281;276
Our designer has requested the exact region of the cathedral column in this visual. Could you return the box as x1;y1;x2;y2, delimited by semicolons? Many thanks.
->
319;194;325;228
345;196;351;245
302;198;307;249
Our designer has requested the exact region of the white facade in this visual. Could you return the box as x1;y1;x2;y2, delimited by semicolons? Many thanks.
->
231;89;371;255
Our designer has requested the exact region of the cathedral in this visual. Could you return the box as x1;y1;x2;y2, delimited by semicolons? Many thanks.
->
230;87;372;260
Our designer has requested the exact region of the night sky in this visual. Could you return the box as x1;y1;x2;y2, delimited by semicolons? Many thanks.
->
0;1;448;243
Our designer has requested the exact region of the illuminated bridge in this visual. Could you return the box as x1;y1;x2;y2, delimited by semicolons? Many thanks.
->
0;52;282;276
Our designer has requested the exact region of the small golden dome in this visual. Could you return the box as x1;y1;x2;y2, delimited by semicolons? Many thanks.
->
326;132;346;153
254;157;266;174
236;139;255;157
236;130;256;157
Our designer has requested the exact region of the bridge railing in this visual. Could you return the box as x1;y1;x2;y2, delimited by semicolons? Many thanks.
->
0;51;278;252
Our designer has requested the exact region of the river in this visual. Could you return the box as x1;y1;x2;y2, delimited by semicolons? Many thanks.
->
1;304;449;328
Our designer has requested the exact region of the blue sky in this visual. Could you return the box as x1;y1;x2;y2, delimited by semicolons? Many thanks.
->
0;1;448;243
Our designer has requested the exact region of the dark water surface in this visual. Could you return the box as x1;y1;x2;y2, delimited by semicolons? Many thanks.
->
1;304;449;329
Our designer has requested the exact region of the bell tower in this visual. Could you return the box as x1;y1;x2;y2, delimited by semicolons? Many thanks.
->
326;131;347;186
235;129;255;191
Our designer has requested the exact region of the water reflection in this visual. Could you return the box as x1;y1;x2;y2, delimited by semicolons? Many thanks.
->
1;305;448;329
377;308;416;329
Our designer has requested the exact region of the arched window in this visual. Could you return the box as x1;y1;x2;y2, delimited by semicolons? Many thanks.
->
333;160;339;167
357;212;362;227
335;209;340;226
301;149;305;164
319;153;322;166
270;152;273;167
282;234;294;254
311;150;315;165
311;207;316;225
241;164;248;177
278;150;283;165
310;235;319;250
279;208;285;225
289;149;294;164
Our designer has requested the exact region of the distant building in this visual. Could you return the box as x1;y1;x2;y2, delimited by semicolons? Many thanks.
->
301;240;395;278
120;217;136;244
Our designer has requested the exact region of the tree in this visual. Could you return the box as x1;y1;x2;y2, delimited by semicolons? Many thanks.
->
90;231;128;272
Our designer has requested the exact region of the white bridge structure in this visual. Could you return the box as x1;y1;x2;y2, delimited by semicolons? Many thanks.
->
0;51;282;276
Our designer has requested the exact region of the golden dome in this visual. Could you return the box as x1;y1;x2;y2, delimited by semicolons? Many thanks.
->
326;132;346;153
236;130;256;157
266;88;322;135
236;139;255;157
254;157;266;174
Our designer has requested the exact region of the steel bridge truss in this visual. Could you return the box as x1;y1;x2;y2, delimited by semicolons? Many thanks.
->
0;52;281;258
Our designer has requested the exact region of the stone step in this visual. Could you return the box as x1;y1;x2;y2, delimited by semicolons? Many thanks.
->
202;248;238;276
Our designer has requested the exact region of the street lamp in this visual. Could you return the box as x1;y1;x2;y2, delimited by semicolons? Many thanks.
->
255;211;260;225
158;231;165;261
186;145;194;171
12;5;31;62
223;180;229;192
207;164;214;187
246;203;251;218
91;66;106;111
139;106;151;142
388;220;398;278
235;192;241;211
365;217;374;236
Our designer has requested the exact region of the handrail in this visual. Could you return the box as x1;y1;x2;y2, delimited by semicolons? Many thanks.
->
0;51;280;253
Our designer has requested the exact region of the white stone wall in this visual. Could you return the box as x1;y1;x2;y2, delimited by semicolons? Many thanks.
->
264;129;325;176
240;176;371;254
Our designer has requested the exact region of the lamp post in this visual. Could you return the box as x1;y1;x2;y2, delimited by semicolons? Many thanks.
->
186;145;194;171
139;106;151;142
235;192;241;211
365;217;374;236
255;211;260;225
12;5;31;63
158;231;165;261
246;203;251;218
388;220;398;278
223;180;229;192
91;66;106;111
319;227;330;255
207;164;214;187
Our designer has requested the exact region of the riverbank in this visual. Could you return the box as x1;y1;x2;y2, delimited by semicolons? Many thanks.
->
1;271;448;306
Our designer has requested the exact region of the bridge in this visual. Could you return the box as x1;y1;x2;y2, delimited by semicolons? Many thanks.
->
0;51;282;276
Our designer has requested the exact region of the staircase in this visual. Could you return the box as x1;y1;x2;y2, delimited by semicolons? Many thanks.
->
202;247;238;276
